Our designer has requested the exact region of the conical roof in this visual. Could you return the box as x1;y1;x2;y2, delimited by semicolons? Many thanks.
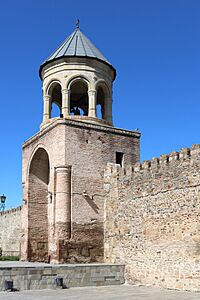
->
39;25;116;78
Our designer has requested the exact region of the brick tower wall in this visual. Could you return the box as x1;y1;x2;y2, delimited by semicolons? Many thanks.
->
21;119;140;263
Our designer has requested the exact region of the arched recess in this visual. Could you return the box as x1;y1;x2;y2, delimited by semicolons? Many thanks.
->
47;81;62;118
96;82;110;119
28;148;50;262
69;79;89;116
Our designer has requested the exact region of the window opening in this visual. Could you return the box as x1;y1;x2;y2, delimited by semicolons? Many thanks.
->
116;152;124;167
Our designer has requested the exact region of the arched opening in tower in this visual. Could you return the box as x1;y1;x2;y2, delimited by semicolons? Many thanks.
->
28;148;50;262
70;80;88;116
50;83;62;118
97;86;106;119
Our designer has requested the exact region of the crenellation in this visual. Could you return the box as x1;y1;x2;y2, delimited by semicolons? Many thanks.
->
125;166;134;177
191;144;200;156
107;163;119;175
137;144;200;180
191;143;200;150
179;147;191;159
133;162;141;172
104;163;114;177
159;154;169;165
151;157;160;168
0;206;22;216
114;164;122;175
104;143;200;291
141;160;151;170
105;146;200;199
169;151;179;161
118;166;131;181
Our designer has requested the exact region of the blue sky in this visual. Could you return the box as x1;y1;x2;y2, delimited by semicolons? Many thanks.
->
0;0;200;208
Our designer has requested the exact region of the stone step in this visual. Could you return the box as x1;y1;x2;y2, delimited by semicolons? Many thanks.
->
0;262;124;291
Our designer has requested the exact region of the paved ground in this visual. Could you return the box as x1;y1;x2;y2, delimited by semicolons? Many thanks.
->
0;285;200;300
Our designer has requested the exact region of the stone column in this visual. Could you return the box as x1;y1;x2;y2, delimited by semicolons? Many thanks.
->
88;89;97;117
55;166;71;240
42;95;51;123
62;89;70;117
105;97;113;125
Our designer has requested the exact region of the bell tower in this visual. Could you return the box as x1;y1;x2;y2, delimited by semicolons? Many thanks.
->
40;21;115;128
21;22;140;263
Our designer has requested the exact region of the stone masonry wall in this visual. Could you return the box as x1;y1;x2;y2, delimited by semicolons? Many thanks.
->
0;263;124;290
104;144;200;291
0;206;21;256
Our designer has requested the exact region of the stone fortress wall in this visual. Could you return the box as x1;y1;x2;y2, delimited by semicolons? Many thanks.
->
104;144;200;291
0;143;200;292
0;206;21;256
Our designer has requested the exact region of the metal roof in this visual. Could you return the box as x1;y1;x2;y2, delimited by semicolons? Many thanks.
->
47;28;110;64
39;24;116;79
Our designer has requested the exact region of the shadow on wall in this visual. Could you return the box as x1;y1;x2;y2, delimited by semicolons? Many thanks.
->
84;194;99;214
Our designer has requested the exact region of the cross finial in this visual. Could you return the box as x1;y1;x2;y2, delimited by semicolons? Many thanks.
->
76;19;80;29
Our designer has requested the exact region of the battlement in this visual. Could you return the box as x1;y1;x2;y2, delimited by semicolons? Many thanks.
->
0;205;22;217
105;144;200;180
104;143;200;291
